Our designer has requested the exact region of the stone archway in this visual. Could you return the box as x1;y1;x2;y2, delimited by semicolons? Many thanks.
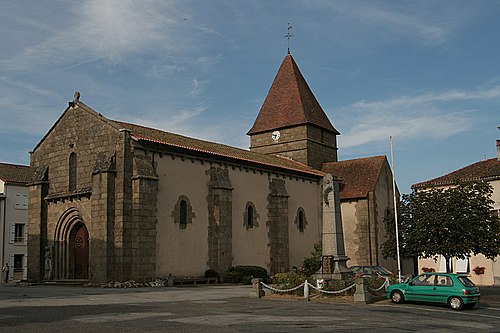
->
53;208;90;280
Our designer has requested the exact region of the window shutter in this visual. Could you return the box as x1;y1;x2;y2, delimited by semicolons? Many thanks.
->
24;223;28;244
9;224;15;244
23;255;28;280
9;255;14;280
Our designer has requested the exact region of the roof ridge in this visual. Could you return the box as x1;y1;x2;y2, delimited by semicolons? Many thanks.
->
247;54;338;135
112;120;324;177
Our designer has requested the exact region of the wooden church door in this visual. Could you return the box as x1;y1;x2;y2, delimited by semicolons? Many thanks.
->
73;224;89;279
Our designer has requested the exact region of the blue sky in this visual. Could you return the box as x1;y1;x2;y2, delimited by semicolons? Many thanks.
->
1;0;499;194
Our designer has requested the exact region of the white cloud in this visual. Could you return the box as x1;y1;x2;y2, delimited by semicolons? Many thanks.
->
302;0;454;45
2;0;185;70
337;86;500;149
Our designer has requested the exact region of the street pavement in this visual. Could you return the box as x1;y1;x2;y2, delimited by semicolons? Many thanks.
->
0;283;499;332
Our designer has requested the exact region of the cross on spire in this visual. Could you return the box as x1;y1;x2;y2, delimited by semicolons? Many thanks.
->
284;23;293;54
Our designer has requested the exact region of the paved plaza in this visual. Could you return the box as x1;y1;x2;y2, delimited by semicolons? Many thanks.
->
0;283;499;332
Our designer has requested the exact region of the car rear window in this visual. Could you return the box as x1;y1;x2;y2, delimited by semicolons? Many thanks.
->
458;276;475;287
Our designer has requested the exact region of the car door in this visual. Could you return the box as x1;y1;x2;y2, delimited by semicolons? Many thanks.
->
433;275;453;304
405;274;436;302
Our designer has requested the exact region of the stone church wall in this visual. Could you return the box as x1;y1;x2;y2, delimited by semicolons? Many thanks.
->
153;150;323;277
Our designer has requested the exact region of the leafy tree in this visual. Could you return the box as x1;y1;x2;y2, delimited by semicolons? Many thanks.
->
302;242;322;276
382;181;500;272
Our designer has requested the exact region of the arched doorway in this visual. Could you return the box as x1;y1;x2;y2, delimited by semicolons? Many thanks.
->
54;208;90;280
72;224;89;279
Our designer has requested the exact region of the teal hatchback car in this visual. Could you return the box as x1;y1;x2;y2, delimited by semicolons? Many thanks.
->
387;273;480;310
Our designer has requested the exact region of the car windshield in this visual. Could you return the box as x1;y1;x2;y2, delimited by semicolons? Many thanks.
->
458;276;476;287
374;266;393;275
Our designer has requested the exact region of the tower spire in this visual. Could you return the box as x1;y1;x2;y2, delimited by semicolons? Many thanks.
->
284;23;293;54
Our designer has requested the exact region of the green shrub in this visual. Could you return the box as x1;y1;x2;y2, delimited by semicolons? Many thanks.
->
221;265;268;284
271;272;308;290
322;277;356;295
302;243;322;277
220;271;240;283
204;269;219;280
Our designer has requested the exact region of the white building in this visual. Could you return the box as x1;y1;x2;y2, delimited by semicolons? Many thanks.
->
0;162;30;282
412;140;500;286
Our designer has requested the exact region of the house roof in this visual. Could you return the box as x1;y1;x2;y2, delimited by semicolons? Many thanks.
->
0;162;30;184
112;120;325;177
412;158;500;189
247;53;339;135
322;156;387;199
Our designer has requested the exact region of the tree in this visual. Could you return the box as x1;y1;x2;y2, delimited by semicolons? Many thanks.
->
382;181;500;272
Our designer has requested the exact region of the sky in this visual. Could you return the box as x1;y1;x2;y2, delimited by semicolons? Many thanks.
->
1;0;499;194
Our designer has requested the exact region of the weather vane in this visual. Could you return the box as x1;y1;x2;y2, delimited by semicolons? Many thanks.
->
284;23;293;54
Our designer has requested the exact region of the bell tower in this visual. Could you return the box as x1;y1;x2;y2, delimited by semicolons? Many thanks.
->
247;53;339;170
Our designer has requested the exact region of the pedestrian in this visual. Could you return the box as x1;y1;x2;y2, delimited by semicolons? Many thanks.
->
2;263;9;283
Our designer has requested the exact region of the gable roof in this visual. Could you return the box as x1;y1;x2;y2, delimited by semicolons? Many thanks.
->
112;120;325;177
412;158;500;189
247;53;339;135
0;162;30;184
322;156;387;199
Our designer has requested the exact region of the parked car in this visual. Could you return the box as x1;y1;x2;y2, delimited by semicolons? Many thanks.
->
349;265;395;277
386;272;480;310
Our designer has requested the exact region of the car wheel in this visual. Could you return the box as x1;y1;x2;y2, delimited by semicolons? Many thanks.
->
390;290;404;304
448;296;464;310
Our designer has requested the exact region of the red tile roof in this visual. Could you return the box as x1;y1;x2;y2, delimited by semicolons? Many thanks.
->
412;158;500;189
112;120;324;177
0;162;30;184
322;156;387;199
247;54;339;135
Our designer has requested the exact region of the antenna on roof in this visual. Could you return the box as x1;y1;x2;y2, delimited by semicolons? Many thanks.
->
284;23;293;54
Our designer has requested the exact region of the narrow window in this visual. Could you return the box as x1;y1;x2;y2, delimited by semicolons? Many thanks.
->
13;254;24;272
295;207;307;232
69;152;77;191
244;202;258;230
247;205;254;228
298;210;305;232
179;200;188;226
14;224;25;242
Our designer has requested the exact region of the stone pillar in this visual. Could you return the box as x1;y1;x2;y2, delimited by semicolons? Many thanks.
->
267;178;289;275
131;155;158;282
354;277;371;304
250;278;265;298
206;167;233;274
27;166;49;282
91;152;116;284
320;173;351;279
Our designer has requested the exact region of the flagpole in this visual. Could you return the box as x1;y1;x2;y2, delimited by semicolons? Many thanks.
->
390;136;402;282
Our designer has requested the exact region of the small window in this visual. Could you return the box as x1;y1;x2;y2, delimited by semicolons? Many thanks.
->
15;194;27;209
13;254;24;272
247;205;254;228
14;224;24;242
180;200;188;226
295;207;307;232
69;152;77;191
172;195;195;229
244;202;258;230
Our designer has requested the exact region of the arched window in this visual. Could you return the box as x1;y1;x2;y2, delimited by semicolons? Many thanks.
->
179;200;188;226
172;195;195;229
247;205;254;228
298;210;305;232
244;202;258;230
295;207;307;232
69;152;77;191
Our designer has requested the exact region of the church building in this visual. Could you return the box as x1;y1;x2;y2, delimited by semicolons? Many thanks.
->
27;53;398;284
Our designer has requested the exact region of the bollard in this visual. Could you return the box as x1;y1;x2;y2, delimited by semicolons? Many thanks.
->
303;279;309;300
353;277;371;304
250;278;264;298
